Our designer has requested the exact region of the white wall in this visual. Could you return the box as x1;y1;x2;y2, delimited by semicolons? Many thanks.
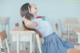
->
0;0;80;31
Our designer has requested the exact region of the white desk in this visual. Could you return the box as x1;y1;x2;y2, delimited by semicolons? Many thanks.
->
10;27;36;53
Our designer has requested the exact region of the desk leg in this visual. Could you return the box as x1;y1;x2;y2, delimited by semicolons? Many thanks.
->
0;39;3;53
33;33;36;53
17;35;19;53
30;34;32;53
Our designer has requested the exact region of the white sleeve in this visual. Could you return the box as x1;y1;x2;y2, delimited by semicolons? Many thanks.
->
31;19;41;29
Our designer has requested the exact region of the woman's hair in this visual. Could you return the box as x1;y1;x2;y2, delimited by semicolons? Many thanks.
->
20;3;34;20
20;3;42;37
20;3;34;30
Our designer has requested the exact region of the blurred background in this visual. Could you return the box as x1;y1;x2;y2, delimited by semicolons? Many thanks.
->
0;0;80;29
0;0;80;53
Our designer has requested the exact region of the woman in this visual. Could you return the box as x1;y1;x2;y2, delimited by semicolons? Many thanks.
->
20;3;80;53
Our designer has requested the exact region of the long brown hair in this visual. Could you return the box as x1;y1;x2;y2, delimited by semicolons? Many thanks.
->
20;3;42;37
20;3;34;30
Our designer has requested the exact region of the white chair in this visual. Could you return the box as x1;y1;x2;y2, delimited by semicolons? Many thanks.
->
0;30;10;53
62;18;80;43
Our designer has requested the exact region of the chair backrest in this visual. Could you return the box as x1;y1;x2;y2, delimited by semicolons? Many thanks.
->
0;18;9;25
60;18;80;39
64;18;80;31
0;30;7;41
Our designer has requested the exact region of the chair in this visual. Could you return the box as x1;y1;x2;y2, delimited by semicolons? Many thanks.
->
62;18;80;43
0;30;10;53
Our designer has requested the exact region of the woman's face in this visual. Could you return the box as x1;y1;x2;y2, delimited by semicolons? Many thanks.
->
29;4;38;17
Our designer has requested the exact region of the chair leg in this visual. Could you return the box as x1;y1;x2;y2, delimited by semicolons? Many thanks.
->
0;40;2;53
5;39;10;53
36;34;42;53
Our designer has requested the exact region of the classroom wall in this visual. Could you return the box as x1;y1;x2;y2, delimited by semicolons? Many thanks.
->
0;0;80;35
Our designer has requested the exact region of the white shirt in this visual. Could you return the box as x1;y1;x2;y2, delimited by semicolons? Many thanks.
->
32;18;54;37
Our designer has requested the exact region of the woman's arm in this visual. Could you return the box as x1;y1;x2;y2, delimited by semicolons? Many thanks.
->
22;18;43;44
22;17;38;29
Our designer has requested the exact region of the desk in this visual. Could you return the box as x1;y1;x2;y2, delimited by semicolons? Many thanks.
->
10;27;36;53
